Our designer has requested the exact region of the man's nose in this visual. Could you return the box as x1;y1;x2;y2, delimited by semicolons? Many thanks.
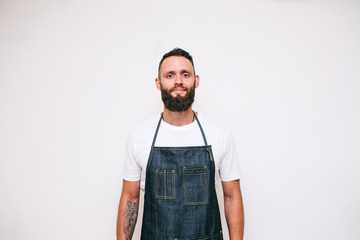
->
174;74;183;84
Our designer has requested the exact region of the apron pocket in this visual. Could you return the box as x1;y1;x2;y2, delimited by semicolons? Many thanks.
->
155;169;175;199
183;166;208;205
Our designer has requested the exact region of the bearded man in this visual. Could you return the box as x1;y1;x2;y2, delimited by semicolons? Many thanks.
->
116;48;244;240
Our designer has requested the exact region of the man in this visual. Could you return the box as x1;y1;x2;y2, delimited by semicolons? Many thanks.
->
117;48;244;240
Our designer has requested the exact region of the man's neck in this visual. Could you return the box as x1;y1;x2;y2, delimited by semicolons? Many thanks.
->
162;107;196;126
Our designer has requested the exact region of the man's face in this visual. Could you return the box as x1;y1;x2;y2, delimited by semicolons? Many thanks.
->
156;56;200;112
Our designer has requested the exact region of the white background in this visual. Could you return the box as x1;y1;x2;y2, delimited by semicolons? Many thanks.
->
1;0;359;239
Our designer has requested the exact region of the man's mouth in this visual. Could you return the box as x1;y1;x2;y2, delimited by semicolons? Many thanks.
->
171;87;187;93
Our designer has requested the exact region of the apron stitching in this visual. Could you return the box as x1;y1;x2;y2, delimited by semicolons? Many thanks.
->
153;147;209;150
164;170;167;199
197;231;222;240
155;170;158;198
175;230;222;240
172;170;175;199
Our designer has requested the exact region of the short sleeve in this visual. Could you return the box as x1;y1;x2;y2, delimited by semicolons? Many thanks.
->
219;131;242;181
122;134;141;181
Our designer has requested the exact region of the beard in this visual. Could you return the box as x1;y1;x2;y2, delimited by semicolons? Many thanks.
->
160;83;195;112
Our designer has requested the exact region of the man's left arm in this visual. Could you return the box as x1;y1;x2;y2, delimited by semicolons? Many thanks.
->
222;179;244;240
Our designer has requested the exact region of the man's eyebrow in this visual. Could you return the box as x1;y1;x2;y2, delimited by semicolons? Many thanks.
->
180;69;192;73
163;69;193;75
163;71;175;75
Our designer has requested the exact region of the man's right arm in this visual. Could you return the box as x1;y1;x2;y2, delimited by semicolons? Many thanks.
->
116;179;141;240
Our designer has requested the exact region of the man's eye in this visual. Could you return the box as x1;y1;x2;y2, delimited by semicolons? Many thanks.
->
183;73;189;77
166;74;173;78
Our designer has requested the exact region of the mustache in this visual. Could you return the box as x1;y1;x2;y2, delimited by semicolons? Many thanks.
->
170;85;188;92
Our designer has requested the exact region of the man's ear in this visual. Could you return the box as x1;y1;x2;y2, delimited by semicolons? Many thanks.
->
195;75;200;88
155;78;161;90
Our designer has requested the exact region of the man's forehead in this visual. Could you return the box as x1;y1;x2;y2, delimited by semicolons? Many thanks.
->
160;56;193;72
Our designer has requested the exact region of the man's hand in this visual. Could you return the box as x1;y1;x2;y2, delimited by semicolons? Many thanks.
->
117;180;140;240
222;180;244;240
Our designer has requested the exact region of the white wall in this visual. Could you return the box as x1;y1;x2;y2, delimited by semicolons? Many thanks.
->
1;0;359;239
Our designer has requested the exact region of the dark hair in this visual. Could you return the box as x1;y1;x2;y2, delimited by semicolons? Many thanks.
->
158;48;195;78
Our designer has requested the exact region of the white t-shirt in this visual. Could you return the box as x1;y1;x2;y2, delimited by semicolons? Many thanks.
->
123;113;241;191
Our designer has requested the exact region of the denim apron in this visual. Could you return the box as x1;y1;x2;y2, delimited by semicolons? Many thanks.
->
140;112;223;240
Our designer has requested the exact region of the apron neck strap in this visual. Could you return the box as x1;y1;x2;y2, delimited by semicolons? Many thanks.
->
151;111;208;147
193;111;208;146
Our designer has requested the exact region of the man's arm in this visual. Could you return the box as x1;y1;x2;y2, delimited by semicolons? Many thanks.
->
117;180;141;240
222;179;244;240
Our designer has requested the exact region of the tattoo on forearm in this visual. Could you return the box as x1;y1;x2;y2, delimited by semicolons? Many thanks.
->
124;200;139;240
